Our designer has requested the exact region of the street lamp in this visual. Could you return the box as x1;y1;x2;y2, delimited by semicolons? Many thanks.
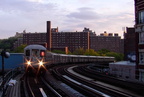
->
1;50;10;97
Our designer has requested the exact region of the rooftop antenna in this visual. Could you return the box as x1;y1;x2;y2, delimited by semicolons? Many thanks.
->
23;29;26;33
122;27;126;39
122;27;125;33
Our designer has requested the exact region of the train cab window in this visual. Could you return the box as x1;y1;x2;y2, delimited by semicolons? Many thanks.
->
40;50;45;57
26;50;30;56
32;49;38;56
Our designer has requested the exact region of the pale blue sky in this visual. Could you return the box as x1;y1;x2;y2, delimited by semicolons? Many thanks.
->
0;0;134;39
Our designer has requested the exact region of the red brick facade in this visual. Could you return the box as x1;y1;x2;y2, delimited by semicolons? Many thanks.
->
135;0;144;81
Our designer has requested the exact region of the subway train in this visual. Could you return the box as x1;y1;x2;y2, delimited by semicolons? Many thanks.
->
46;52;115;65
24;44;115;74
24;44;47;74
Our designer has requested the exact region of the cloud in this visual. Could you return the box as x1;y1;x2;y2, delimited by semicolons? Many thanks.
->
62;7;134;37
0;0;57;24
66;7;134;23
0;0;134;39
67;7;99;20
0;0;59;38
26;0;43;3
0;0;56;14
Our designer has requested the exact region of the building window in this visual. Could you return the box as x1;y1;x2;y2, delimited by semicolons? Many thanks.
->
139;11;144;24
139;32;144;44
139;52;144;64
139;71;144;82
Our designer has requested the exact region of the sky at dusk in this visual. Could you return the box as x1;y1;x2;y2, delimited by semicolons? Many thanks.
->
0;0;134;39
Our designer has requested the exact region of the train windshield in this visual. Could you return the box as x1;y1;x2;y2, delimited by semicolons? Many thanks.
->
26;50;30;56
32;49;39;57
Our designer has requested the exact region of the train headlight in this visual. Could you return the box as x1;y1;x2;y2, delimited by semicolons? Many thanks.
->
39;61;43;66
27;61;31;65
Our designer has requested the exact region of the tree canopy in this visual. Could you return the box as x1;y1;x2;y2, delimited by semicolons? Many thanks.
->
12;44;27;53
51;50;65;54
0;37;17;51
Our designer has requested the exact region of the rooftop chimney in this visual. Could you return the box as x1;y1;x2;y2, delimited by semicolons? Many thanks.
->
46;21;51;51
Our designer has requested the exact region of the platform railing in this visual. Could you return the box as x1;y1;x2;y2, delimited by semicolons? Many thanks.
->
0;67;22;96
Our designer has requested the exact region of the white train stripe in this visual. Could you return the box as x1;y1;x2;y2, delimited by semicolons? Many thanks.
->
34;78;38;84
39;88;47;97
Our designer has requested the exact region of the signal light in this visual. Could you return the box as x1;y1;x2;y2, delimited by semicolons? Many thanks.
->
40;51;45;57
1;50;10;58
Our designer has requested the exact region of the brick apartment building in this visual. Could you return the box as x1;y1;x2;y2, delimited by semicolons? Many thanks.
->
51;30;90;52
47;21;123;53
91;31;123;53
13;37;23;49
23;32;46;45
13;31;47;48
135;0;144;81
124;27;136;60
14;21;123;54
45;21;90;52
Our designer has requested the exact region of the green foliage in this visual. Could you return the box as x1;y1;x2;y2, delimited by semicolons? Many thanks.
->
67;51;72;54
52;50;65;54
73;47;85;55
72;48;124;61
51;48;124;61
84;49;99;56
13;44;27;53
97;49;110;55
105;52;124;61
0;37;17;51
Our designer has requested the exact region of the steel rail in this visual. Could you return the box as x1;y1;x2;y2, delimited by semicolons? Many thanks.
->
26;76;35;97
71;65;143;97
41;77;63;97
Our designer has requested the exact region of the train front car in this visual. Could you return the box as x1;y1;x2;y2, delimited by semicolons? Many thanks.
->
24;45;47;75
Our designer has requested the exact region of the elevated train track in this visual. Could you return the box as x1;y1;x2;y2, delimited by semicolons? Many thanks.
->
72;65;144;97
2;63;144;97
51;64;144;97
2;44;136;96
22;75;63;97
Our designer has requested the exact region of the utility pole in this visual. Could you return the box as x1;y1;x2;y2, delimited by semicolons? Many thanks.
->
1;50;10;97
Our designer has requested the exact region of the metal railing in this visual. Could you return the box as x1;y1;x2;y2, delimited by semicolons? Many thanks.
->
0;67;23;96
